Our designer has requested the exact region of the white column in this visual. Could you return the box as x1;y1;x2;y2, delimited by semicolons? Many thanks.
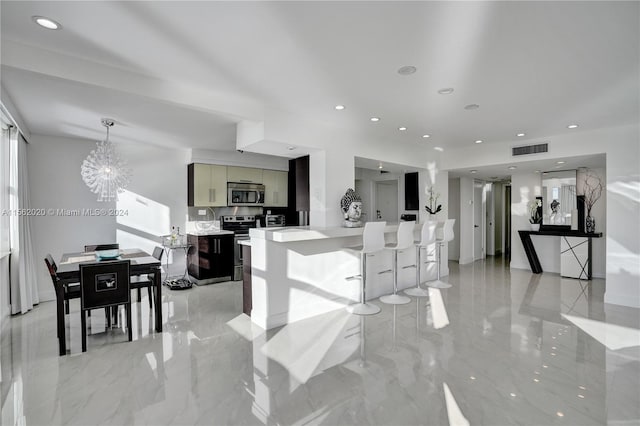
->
309;150;355;227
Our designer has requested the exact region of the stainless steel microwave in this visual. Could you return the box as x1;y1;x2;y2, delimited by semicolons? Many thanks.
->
227;182;265;206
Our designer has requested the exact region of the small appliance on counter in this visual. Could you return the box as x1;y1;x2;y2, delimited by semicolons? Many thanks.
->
400;214;417;221
266;214;286;227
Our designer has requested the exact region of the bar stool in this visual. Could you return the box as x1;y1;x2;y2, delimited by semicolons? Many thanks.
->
345;221;386;315
426;219;455;289
380;221;415;305
405;221;438;297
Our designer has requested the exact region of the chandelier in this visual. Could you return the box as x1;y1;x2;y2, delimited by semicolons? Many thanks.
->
81;118;131;202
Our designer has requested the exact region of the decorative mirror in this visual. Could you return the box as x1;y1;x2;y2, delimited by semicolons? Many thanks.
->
541;170;577;227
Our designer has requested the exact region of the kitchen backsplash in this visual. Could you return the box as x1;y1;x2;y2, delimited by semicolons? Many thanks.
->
187;206;262;222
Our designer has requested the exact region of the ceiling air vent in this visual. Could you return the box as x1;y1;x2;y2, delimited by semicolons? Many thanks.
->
512;143;548;156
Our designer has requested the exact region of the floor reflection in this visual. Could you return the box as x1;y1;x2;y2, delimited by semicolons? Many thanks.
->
1;258;639;425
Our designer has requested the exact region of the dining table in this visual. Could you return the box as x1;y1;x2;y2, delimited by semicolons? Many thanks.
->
56;248;162;355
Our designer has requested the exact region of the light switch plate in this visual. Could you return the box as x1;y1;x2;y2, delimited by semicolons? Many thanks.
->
198;209;207;215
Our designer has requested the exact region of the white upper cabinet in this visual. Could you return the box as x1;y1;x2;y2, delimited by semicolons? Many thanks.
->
226;166;263;184
263;170;288;207
189;163;227;207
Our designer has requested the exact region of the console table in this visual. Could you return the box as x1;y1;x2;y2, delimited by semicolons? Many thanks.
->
518;229;603;279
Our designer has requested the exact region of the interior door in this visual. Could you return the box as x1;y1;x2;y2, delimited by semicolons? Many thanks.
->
375;180;398;222
473;180;485;260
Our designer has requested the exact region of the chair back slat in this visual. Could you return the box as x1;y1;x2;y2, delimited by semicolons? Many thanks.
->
152;246;164;261
44;254;60;291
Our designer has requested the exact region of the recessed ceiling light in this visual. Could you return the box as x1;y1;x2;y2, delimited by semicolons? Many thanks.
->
557;161;566;164
334;105;345;110
287;146;295;151
517;133;526;137
567;124;579;129
508;166;517;170
397;65;417;75
535;170;541;173
470;170;477;174
438;88;454;95
422;134;430;138
32;16;61;30
398;127;407;131
464;104;480;110
475;140;483;144
370;117;380;122
378;164;383;169
434;146;444;152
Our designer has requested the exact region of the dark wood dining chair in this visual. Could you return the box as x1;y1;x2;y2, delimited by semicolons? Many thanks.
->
130;246;164;309
45;254;80;348
79;260;132;352
84;243;120;252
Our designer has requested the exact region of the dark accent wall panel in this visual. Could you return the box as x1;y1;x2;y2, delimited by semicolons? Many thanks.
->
404;172;419;210
295;155;310;211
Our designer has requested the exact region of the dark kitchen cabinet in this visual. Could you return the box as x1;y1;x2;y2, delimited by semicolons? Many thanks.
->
286;155;310;225
187;234;233;282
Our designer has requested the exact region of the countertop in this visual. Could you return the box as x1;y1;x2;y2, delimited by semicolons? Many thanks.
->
237;240;252;246
187;230;234;236
249;222;431;243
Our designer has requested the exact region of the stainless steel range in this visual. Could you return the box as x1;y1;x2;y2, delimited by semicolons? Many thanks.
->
220;215;256;281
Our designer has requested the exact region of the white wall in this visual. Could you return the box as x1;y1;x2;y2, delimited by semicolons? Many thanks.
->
355;167;418;223
486;183;495;255
0;256;10;328
459;177;474;265
442;124;639;308
28;135;189;301
237;108;437;228
494;182;504;255
448;178;460;261
189;148;288;171
509;168;607;278
510;172;544;271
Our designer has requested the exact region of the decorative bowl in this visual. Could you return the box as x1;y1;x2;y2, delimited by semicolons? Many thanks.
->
95;249;120;260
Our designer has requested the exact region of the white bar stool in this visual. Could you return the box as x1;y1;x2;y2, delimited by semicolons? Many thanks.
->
405;221;438;297
380;221;415;305
426;219;455;289
345;221;386;315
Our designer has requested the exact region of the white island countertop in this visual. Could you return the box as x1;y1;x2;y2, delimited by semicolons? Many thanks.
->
187;230;234;236
249;222;428;243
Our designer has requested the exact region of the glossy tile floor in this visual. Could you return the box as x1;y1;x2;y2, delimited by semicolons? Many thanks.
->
2;258;639;425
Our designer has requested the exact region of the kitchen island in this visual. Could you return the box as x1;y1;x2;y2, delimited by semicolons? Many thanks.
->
248;223;446;329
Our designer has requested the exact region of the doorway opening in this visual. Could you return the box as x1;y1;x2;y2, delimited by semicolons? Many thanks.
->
375;180;399;222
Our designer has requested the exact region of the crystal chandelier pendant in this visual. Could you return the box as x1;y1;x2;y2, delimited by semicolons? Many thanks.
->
81;119;131;202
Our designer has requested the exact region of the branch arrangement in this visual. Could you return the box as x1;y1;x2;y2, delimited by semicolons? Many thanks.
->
582;169;603;215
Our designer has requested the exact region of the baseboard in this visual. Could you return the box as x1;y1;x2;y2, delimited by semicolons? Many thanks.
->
459;256;474;265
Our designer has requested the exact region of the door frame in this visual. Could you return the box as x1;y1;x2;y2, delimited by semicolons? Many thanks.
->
473;179;487;261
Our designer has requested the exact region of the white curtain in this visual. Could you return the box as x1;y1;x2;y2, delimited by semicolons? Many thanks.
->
9;129;39;314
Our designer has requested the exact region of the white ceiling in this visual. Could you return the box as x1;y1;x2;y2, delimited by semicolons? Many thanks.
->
1;1;638;154
448;153;607;182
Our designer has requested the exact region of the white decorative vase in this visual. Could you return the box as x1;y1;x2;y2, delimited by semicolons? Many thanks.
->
530;223;540;231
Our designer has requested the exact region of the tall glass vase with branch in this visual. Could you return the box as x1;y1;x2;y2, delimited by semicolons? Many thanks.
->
582;169;603;233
